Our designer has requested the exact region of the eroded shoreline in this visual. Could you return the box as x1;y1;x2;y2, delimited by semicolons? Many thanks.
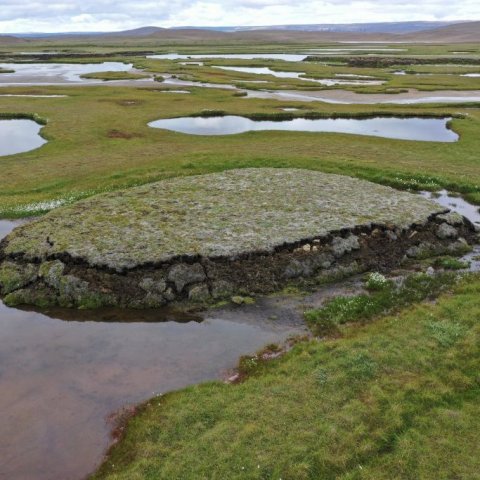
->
1;169;476;309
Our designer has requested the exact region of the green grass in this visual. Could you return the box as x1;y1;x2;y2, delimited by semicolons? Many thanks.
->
79;71;151;81
91;273;480;479
1;82;480;217
1;42;479;478
434;256;471;270
305;272;456;336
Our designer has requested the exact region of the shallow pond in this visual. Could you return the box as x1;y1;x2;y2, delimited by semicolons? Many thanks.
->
245;88;480;104
149;115;458;142
148;53;309;61
0;119;47;156
419;190;480;272
420;190;480;226
0;220;304;480
214;66;384;85
0;62;133;84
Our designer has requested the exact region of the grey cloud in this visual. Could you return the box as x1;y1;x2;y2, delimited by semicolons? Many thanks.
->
0;0;478;32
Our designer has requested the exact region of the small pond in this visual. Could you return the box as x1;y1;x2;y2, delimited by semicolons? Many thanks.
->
420;190;480;226
148;115;458;142
148;53;308;61
0;119;47;156
0;62;133;84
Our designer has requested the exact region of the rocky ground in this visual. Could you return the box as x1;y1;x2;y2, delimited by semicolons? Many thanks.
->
0;168;476;309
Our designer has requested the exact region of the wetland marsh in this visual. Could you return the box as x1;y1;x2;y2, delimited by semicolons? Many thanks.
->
1;35;480;480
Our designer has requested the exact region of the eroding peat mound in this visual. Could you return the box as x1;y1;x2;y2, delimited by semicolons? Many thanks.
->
0;168;476;309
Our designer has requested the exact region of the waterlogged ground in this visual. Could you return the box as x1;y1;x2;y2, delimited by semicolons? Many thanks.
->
246;88;480;104
0;220;304;480
212;66;385;86
0;62;134;85
0;186;479;480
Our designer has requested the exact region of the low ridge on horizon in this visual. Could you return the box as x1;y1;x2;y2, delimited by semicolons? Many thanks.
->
5;19;476;37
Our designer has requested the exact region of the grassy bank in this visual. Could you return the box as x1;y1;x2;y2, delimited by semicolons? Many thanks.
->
92;273;480;479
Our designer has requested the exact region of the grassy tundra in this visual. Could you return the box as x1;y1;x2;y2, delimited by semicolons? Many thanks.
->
0;82;479;217
0;43;479;479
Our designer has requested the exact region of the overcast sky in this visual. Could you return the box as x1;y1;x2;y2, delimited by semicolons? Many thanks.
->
1;0;479;33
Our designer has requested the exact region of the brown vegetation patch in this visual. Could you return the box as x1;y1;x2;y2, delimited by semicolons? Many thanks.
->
107;129;142;139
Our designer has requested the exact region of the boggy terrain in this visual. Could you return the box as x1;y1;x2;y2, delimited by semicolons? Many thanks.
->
0;168;476;309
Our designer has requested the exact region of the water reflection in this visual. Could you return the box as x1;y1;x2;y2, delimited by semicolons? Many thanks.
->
0;62;133;85
213;65;384;85
148;53;308;61
0;119;47;156
149;114;458;142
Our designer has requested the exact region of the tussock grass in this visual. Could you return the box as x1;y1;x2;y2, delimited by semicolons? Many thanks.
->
92;274;480;480
305;272;456;336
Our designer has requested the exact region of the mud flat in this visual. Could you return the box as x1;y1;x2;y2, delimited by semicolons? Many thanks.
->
0;168;475;309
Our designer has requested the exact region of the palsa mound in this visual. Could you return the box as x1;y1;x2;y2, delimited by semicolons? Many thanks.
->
0;168;475;309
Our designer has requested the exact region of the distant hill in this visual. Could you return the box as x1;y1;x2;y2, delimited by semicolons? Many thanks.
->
0;35;27;44
175;21;466;34
4;20;480;44
403;21;480;42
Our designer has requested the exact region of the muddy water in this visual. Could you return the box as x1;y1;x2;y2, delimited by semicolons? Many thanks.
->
0;220;304;480
148;115;458;142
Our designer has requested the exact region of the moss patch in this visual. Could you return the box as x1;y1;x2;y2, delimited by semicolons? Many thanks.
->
1;168;444;270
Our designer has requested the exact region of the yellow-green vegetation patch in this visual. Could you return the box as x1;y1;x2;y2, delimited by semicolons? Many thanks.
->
2;168;445;270
80;71;151;81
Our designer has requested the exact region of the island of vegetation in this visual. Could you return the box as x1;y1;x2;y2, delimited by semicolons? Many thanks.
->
0;168;475;309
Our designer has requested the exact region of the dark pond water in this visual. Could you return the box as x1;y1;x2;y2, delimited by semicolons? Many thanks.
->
149;115;458;142
0;220;304;480
0;119;47;156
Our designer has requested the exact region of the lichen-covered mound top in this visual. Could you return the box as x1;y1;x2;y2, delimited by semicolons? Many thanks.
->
2;168;444;271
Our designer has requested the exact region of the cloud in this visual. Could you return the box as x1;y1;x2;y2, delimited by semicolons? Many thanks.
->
0;0;478;33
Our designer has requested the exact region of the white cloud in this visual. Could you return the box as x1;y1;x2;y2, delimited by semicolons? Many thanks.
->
0;0;478;33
